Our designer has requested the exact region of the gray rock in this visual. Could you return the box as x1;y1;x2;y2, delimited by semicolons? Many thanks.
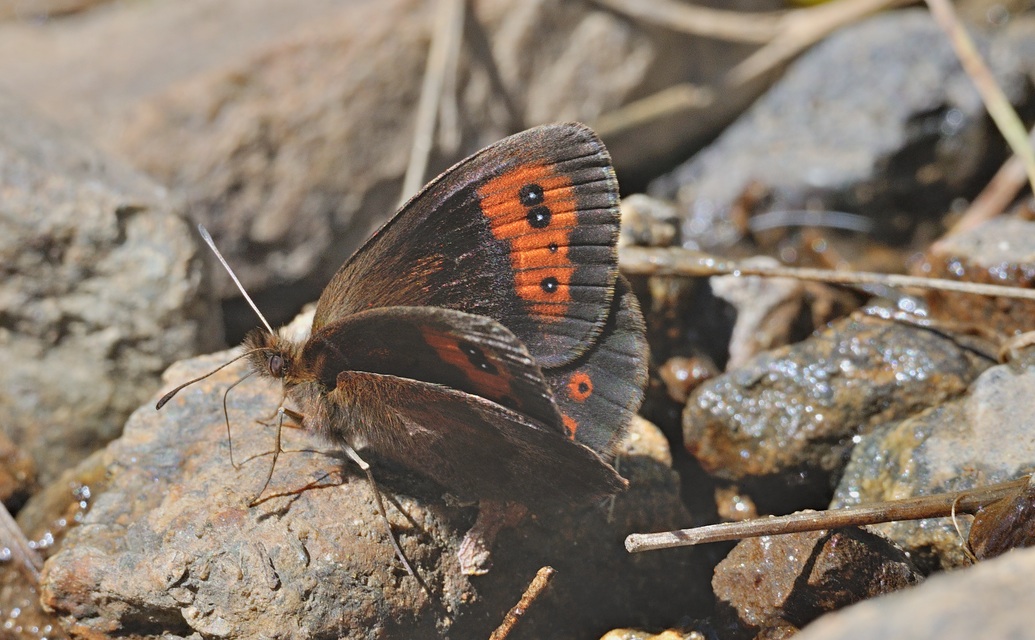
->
832;361;1035;571
0;89;220;483
710;256;804;370
793;546;1035;640
650;9;1030;249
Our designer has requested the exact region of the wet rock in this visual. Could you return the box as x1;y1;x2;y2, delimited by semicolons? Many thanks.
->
650;9;1030;248
37;350;698;638
0;449;112;640
832;361;1035;570
684;315;993;500
714;485;758;523
0;431;37;512
793;545;1035;640
658;356;718;405
712;527;922;639
0;89;221;484
923;218;1035;336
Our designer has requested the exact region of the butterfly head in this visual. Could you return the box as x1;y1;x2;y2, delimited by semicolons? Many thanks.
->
243;329;304;385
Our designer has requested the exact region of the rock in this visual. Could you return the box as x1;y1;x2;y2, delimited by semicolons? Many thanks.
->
684;314;993;509
710;257;805;370
619;194;680;248
793;546;1035;640
658;356;718;405
0;449;102;640
0;0;347;141
649;9;1030;249
36;349;699;638
712;527;922;639
923;218;1035;336
0;89;220;484
832;360;1035;570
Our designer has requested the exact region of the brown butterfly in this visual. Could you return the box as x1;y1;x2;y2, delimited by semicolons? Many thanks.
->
161;122;647;572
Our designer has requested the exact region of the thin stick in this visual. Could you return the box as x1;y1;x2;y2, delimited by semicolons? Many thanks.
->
625;475;1029;553
728;0;912;86
590;0;782;43
0;502;42;585
619;246;1035;302
197;224;274;335
925;0;1035;195
593;84;715;139
489;566;556;640
462;3;522;131
400;0;465;206
436;0;465;155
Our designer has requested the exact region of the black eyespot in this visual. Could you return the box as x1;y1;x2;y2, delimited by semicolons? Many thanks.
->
526;205;551;229
540;276;559;294
268;354;284;377
548;243;559;252
519;183;544;206
459;340;499;375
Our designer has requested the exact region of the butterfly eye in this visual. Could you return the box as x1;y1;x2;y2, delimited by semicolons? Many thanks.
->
268;354;284;377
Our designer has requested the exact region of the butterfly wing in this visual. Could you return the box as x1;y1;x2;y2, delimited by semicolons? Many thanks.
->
546;276;649;456
299;306;564;433
315;369;626;509
313;123;620;369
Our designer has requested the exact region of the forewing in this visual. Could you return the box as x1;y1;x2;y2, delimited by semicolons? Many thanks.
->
313;123;620;368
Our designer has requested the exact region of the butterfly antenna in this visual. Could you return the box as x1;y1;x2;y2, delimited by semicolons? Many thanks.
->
155;349;259;409
197;223;275;335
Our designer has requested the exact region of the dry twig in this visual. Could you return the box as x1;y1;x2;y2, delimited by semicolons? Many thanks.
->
941;126;1035;240
925;0;1035;195
400;0;466;206
489;566;556;640
620;246;1035;302
626;475;1029;552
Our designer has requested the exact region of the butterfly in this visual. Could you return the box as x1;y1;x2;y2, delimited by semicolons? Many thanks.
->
162;122;647;569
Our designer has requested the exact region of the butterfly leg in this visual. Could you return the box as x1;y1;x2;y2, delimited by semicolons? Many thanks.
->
246;407;289;507
457;500;528;576
343;444;432;598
